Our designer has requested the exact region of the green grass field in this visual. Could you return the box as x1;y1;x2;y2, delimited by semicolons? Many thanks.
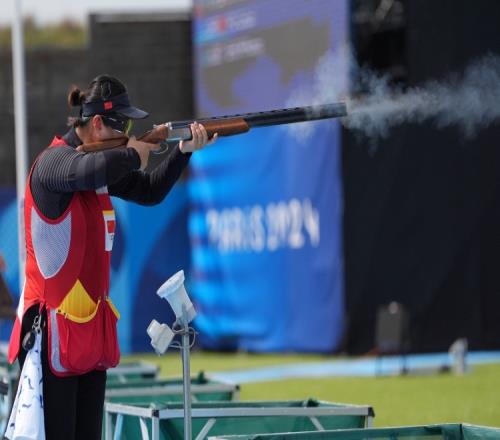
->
124;351;500;428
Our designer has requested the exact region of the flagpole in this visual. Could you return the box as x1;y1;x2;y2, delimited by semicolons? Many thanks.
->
11;0;28;291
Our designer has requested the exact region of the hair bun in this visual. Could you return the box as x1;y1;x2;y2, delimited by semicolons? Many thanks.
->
68;86;85;107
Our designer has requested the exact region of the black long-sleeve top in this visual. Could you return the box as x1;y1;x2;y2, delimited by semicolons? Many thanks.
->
30;127;191;219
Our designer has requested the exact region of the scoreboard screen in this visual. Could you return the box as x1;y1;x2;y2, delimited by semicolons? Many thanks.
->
193;0;348;114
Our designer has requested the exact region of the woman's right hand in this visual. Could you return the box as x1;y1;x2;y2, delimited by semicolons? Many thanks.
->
127;136;160;170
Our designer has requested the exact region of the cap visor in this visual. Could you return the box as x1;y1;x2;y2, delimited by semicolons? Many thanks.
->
119;106;149;119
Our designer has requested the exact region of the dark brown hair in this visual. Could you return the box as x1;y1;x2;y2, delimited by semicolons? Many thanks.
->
67;74;127;127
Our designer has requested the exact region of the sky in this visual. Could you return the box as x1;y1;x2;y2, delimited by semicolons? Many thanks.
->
0;0;193;26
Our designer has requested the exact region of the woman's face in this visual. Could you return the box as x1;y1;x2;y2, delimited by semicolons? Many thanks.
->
91;115;127;142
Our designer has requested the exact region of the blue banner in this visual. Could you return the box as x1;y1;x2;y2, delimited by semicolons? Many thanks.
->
191;0;348;351
0;188;20;342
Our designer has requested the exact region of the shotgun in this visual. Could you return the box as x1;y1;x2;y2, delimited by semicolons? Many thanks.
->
79;102;347;153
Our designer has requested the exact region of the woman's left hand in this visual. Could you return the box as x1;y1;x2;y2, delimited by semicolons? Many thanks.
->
179;122;218;154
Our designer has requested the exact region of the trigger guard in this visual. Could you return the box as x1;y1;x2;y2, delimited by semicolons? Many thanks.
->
152;141;170;155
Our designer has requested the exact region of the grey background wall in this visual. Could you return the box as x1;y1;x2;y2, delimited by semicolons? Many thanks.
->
0;12;193;185
0;48;89;184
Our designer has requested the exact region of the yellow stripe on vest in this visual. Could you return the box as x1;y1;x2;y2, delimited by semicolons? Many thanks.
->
57;279;97;319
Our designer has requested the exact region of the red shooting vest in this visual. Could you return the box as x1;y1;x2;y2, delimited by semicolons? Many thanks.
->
8;136;121;376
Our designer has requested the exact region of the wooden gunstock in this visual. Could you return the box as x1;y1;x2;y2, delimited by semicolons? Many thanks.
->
198;118;249;138
138;124;169;143
78;124;169;153
77;136;128;153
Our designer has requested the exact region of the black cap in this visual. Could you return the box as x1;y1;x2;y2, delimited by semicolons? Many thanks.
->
81;92;149;119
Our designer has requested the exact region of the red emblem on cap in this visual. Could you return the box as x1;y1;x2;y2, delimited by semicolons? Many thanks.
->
104;101;113;110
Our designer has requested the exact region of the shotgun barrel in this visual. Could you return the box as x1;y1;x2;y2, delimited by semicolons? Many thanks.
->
243;102;347;127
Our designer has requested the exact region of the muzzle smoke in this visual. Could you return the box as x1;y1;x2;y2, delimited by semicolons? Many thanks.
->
346;53;500;138
286;47;500;140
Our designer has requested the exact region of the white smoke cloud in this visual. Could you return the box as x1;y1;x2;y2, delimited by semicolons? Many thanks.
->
346;53;500;138
285;46;500;141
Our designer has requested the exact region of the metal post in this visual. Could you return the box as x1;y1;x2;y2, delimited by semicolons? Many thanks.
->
11;0;28;290
181;321;192;440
